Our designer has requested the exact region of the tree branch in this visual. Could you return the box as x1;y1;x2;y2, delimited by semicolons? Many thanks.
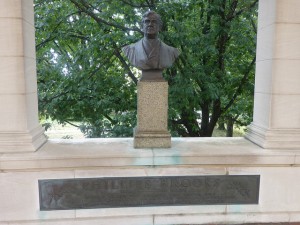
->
104;114;117;124
65;120;81;128
43;90;71;104
113;46;138;85
69;0;142;34
36;11;81;50
227;0;259;21
226;0;238;21
119;0;153;8
222;56;256;113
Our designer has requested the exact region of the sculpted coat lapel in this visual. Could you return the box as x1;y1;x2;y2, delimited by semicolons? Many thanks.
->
122;38;180;70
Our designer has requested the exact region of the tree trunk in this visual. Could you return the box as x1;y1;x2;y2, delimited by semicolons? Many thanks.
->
226;117;234;137
218;119;226;130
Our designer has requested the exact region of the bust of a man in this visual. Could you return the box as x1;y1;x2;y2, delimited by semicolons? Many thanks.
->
122;11;180;71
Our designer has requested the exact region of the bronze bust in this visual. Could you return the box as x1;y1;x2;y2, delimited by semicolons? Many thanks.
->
122;11;180;72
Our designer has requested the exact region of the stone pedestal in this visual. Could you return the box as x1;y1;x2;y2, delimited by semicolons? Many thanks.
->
0;0;46;152
134;71;171;148
246;0;300;149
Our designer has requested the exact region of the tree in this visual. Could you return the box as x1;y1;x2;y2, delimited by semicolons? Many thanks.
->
35;0;258;137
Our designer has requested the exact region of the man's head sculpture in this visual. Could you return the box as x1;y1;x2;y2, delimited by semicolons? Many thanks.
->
141;11;163;38
122;10;180;77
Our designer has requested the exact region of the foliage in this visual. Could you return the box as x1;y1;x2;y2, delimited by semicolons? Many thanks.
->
35;0;258;137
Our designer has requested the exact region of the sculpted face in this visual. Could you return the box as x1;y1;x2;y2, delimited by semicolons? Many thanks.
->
122;10;179;71
142;14;160;38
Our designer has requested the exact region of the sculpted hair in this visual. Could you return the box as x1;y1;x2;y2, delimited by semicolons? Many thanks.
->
141;11;163;30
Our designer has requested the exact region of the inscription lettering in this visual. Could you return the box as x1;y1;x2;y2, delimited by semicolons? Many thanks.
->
39;175;260;210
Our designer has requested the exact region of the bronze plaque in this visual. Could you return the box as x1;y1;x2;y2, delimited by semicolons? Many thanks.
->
39;175;260;210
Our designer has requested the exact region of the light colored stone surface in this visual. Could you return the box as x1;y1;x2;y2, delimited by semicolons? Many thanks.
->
256;24;275;61
256;23;300;61
74;167;227;179
1;138;299;170
4;217;153;225
255;59;300;95
258;0;300;30
272;59;300;94
247;0;300;149
294;154;300;164
257;0;277;29
0;171;76;221
249;92;300;131
246;124;300;149
277;0;300;24
154;213;289;225
24;57;38;94
271;94;300;128
273;24;300;60
0;125;46;153
0;18;23;57
0;92;45;152
21;0;35;26
0;138;300;224
0;94;27;131
25;92;40;130
0;0;46;152
75;205;226;220
0;93;41;132
0;1;36;57
0;138;152;169
250;92;272;129
0;57;26;94
134;81;171;148
228;167;300;212
23;20;36;59
254;60;273;94
1;0;300;224
290;213;300;222
0;0;22;19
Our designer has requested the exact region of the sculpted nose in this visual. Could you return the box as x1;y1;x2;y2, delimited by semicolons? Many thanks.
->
149;20;156;26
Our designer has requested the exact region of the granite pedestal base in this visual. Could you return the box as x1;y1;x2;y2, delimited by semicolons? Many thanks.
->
134;72;171;148
134;129;171;148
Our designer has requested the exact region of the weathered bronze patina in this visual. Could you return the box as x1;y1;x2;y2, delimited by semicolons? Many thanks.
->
122;11;180;80
39;175;260;210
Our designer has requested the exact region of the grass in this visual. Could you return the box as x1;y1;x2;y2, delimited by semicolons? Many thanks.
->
212;126;246;137
42;118;246;139
41;119;84;139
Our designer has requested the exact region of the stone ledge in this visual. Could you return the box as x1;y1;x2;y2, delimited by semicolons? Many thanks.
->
0;137;299;171
0;125;47;153
246;123;300;149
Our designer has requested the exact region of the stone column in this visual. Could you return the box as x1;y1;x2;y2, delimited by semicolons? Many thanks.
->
0;0;46;152
246;0;300;149
134;71;171;148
